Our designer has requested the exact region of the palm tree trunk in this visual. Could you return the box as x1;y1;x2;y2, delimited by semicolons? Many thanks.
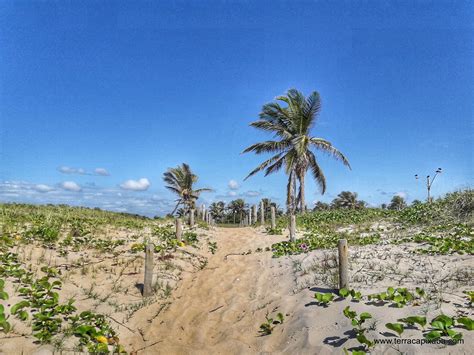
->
299;173;306;213
287;171;297;214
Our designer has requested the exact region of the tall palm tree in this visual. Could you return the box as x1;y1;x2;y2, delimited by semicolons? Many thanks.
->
243;89;351;213
163;163;212;215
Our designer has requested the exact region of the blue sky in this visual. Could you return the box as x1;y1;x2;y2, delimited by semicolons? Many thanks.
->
0;1;472;216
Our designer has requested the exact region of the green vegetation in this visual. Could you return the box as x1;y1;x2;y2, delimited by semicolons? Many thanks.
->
258;312;284;336
393;224;473;255
0;202;212;353
269;189;473;257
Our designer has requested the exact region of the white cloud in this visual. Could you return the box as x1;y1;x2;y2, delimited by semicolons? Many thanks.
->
228;191;237;196
58;166;87;175
120;178;151;191
34;184;54;193
61;181;82;192
94;168;110;176
246;190;261;197
228;179;239;190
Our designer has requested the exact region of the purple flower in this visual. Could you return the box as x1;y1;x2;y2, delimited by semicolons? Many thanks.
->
300;243;309;251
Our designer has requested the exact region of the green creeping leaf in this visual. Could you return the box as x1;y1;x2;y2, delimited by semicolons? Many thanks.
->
351;351;367;355
424;330;441;340
315;292;323;302
416;287;426;298
322;293;334;303
456;317;474;331
356;333;374;348
276;313;284;324
17;310;28;321
259;323;274;335
464;291;474;304
0;279;4;289
359;313;372;322
404;292;414;302
446;329;463;340
387;287;395;297
343;306;357;319
314;292;334;304
339;288;350;298
432;315;453;328
386;323;404;337
399;316;427;328
0;291;8;300
11;301;30;315
351;290;362;301
0;320;11;333
393;294;405;307
431;321;445;331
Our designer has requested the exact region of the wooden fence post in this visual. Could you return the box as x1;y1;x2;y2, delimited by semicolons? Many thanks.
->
143;243;154;297
201;205;206;221
189;208;195;226
271;206;276;229
260;200;265;225
175;218;182;242
253;205;257;224
248;209;252;225
289;214;296;242
338;239;349;290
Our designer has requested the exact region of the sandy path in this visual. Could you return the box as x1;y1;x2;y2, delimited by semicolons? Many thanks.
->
139;227;290;354
133;227;474;355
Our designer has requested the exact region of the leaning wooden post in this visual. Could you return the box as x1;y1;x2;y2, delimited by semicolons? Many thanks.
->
338;239;349;290
289;214;296;242
271;206;276;229
175;218;183;242
189;208;195;226
248;209;252;225
253;205;257;224
143;243;154;297
260;200;265;225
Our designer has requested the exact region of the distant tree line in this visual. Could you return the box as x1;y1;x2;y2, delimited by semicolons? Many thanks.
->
313;191;411;211
206;198;284;224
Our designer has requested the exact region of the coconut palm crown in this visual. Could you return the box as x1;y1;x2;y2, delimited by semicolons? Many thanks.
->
243;89;351;212
163;163;212;215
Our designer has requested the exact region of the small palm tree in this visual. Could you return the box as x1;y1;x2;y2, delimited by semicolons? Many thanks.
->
227;199;247;224
209;201;226;223
388;195;407;211
313;201;330;211
163;163;212;215
332;191;365;209
243;89;351;213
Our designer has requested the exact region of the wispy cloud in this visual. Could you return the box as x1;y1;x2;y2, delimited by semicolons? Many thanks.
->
58;166;111;176
61;181;82;192
228;179;240;190
34;184;55;193
94;168;110;176
119;178;151;191
58;166;86;175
